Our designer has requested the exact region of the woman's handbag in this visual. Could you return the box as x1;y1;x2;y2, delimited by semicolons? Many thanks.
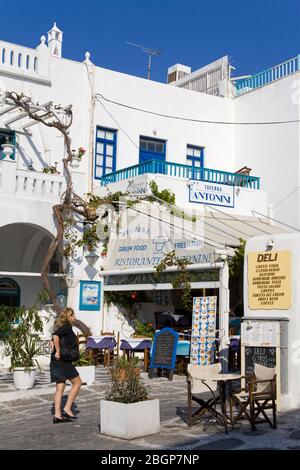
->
59;335;79;362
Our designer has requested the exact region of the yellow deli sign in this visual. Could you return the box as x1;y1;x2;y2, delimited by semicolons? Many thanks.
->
248;250;291;310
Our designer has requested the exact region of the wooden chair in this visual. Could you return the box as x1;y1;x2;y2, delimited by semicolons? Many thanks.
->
230;364;277;432
100;330;116;367
187;363;222;427
76;332;88;349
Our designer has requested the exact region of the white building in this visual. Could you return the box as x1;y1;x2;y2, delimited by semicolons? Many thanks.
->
0;24;299;358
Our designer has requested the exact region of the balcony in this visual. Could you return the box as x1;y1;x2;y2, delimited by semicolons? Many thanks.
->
0;164;66;202
235;55;300;96
100;159;260;190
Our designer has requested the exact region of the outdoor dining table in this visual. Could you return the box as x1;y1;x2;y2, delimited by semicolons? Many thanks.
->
86;335;117;367
175;340;190;374
120;338;152;371
200;373;242;433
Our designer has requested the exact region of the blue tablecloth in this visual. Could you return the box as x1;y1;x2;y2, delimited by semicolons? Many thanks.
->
86;336;116;351
150;340;190;357
176;340;190;356
120;339;152;351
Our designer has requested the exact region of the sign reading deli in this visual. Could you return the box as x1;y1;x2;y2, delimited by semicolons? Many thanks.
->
248;250;291;310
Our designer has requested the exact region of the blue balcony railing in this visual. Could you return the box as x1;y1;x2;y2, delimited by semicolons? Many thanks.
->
100;159;260;190
235;55;300;96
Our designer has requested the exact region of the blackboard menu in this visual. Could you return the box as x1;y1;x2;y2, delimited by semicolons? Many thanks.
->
150;327;179;370
245;346;276;374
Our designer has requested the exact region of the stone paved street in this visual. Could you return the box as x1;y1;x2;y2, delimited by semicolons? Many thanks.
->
1;366;300;450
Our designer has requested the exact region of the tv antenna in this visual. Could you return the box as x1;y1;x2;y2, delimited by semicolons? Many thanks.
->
126;42;163;80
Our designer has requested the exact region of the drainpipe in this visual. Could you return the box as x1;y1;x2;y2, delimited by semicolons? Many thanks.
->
83;52;96;194
219;260;229;372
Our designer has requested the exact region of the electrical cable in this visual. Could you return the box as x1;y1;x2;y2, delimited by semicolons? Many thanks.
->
95;93;300;126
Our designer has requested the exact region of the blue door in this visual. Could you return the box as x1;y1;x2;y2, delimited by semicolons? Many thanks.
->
139;137;166;174
186;145;204;180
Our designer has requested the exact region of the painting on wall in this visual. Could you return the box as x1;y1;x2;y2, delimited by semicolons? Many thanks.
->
79;281;101;311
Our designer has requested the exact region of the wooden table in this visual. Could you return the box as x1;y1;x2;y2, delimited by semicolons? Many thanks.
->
120;338;152;371
200;373;241;433
86;335;116;367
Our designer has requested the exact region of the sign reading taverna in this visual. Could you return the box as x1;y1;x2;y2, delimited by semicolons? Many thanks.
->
189;181;234;208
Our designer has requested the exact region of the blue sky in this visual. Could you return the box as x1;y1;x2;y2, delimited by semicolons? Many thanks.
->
1;0;299;82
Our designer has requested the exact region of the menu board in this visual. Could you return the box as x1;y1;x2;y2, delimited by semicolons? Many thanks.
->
150;327;179;370
241;320;280;347
245;347;276;374
247;250;291;310
190;296;217;365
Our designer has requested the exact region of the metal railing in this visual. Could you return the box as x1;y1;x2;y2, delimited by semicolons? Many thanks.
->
100;159;260;189
235;55;300;96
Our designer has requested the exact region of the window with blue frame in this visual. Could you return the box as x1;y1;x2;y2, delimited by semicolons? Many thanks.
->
94;127;117;179
186;145;204;168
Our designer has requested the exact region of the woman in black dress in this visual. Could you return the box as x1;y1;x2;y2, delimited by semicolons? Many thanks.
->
50;307;82;423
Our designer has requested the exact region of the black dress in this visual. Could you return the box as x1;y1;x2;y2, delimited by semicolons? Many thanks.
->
50;323;79;384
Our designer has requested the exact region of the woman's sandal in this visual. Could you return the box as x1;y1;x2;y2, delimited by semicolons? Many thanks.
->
63;410;78;419
53;416;72;424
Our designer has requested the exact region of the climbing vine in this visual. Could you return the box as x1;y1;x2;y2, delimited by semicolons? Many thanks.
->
155;250;192;313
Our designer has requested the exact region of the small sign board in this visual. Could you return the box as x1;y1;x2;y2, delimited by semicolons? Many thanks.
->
150;327;179;370
245;346;276;374
189;181;234;208
247;250;291;310
190;296;217;365
241;320;280;347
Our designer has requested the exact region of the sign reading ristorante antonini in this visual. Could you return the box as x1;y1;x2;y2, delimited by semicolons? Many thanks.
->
248;250;291;309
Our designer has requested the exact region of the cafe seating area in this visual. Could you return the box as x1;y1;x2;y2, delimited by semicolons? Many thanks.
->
187;362;277;433
74;323;278;435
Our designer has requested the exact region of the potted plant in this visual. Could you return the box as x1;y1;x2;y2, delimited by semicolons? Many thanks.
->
0;305;43;389
70;147;86;168
109;355;140;381
73;350;95;385
132;319;155;339
42;162;60;174
100;357;160;439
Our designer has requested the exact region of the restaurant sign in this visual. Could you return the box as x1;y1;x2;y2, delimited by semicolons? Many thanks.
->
105;205;213;270
248;250;291;310
189;181;234;208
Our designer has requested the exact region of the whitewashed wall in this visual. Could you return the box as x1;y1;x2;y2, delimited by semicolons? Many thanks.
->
234;73;300;228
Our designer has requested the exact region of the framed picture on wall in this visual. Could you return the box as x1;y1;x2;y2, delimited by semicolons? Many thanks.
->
79;281;101;311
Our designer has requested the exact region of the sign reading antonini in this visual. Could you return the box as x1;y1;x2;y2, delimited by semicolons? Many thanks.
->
248;250;291;309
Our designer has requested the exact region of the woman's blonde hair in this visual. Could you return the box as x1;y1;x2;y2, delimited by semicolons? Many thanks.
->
53;307;75;331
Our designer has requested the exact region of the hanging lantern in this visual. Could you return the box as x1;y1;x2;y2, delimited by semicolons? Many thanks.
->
131;292;137;300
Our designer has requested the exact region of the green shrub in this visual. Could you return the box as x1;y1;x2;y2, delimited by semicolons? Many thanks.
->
105;357;148;404
73;350;94;367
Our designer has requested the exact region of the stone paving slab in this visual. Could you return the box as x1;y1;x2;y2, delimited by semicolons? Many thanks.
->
1;366;300;450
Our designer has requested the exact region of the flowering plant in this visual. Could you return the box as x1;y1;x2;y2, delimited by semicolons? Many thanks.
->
77;147;86;158
132;320;155;338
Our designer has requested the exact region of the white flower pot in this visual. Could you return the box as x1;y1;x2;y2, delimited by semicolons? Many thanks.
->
100;398;160;439
70;157;81;169
13;367;36;390
1;143;15;161
75;365;95;385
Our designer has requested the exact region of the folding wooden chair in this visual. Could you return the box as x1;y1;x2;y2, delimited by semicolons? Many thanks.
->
230;364;277;432
187;363;222;427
